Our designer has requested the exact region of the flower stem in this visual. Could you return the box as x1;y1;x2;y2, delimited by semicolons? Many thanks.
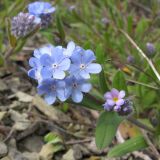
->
127;116;155;134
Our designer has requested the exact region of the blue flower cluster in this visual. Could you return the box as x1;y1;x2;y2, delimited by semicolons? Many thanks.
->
28;1;56;28
28;42;102;104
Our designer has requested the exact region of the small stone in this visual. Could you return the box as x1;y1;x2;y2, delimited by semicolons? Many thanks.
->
0;142;8;158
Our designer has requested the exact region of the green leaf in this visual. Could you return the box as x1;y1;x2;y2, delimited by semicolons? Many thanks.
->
56;14;65;42
112;70;128;93
96;44;105;64
99;67;109;94
44;132;63;145
108;135;148;158
6;18;17;47
95;111;123;150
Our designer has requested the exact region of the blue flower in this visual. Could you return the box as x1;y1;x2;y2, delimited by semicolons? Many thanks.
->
28;2;56;16
37;79;66;105
40;47;71;79
69;48;102;79
65;76;92;103
28;44;55;82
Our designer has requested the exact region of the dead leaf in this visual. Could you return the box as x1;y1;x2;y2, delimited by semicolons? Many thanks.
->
9;109;30;131
62;149;75;160
0;111;7;121
32;95;71;122
16;91;33;102
39;144;54;160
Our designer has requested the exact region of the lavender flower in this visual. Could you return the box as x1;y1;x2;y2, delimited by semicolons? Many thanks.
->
65;76;92;103
37;79;66;105
28;1;56;28
69;48;102;79
11;12;41;38
40;47;71;79
146;42;155;57
127;55;135;64
103;88;125;111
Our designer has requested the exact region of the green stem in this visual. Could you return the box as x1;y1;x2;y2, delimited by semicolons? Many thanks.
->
127;117;155;134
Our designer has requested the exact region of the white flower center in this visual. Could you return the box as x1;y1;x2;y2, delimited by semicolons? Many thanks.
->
80;64;86;70
52;63;58;69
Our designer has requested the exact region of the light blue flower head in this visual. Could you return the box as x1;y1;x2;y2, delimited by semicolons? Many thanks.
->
37;79;66;105
69;47;102;79
65;76;92;103
28;1;56;16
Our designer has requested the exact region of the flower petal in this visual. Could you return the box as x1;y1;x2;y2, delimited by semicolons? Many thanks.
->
40;54;52;66
72;89;83;103
118;90;125;98
53;69;65;79
111;88;119;97
116;99;124;106
104;92;112;99
107;99;115;106
80;70;90;79
63;41;75;57
86;63;102;74
44;93;56;105
82;50;96;64
79;83;92;92
41;67;52;79
59;58;71;71
57;88;66;102
103;102;113;111
29;57;40;68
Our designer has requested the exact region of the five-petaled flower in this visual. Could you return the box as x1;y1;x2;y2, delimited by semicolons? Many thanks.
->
65;76;92;103
37;79;66;105
40;47;71;79
103;88;125;111
69;48;102;79
28;1;56;28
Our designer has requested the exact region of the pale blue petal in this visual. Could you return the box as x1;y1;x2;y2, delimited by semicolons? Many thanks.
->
40;54;52;66
64;87;72;99
53;69;65;79
57;89;66;102
80;70;90;79
28;69;36;79
44;93;56;105
86;63;102;74
69;64;80;75
79;83;92;92
56;80;65;88
44;7;56;14
72;89;83;103
59;58;71;71
29;57;40;68
63;41;75;57
82;50;96;64
70;52;82;64
41;67;52;79
51;47;64;62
